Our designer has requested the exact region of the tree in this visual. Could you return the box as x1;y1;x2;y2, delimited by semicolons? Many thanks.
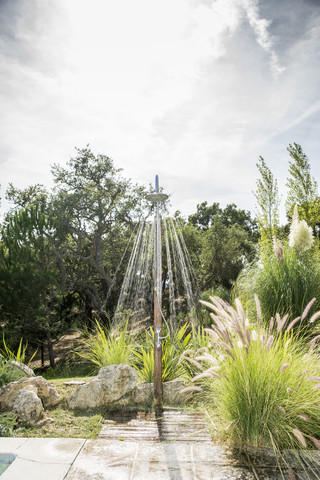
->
189;201;258;240
199;218;256;290
182;205;258;292
285;143;320;233
50;147;147;325
5;183;48;212
254;156;280;246
0;203;61;367
0;147;148;363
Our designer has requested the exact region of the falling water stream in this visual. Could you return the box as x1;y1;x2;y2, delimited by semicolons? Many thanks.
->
113;217;198;333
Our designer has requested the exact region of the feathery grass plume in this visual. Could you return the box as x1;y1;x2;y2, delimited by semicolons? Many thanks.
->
181;296;320;460
308;336;320;349
309;311;320;324
280;363;290;373
289;205;314;252
234;246;320;340
254;294;262;326
179;385;202;394
292;428;307;448
310;437;320;450
286;317;301;332
273;236;283;261
301;298;317;321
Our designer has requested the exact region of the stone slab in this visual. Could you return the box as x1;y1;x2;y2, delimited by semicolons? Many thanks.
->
1;458;72;480
0;438;85;480
14;437;85;463
0;437;28;453
65;440;256;480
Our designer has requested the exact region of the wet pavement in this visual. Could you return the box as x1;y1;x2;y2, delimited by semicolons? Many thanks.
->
1;410;320;479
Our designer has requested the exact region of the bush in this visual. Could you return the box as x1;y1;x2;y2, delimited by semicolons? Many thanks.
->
234;245;320;339
0;335;37;364
0;413;17;437
135;323;192;382
76;320;137;371
0;356;26;387
181;297;320;454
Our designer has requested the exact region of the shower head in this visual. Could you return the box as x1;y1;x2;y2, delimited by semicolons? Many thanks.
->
146;174;168;203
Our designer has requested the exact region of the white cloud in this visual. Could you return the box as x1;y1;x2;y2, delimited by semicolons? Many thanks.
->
1;0;320;222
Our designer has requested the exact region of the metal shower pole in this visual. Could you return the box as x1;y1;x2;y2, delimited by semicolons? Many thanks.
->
146;175;168;406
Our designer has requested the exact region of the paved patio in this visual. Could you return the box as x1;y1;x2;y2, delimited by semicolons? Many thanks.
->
1;436;320;479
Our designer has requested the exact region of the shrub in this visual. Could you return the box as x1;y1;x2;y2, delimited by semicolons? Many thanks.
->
0;335;37;364
0;356;26;387
0;413;17;437
181;296;320;455
234;245;320;339
76;320;137;371
135;323;192;382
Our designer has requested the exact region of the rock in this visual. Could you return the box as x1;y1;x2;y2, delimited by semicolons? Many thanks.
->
10;360;35;377
116;382;153;407
69;364;139;410
13;387;43;426
63;380;86;386
35;417;54;427
118;379;188;407
132;382;153;405
163;379;188;405
0;376;61;412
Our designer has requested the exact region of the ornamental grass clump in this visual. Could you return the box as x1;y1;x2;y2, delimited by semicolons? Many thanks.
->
77;320;137;371
234;210;320;339
180;296;320;454
135;323;192;382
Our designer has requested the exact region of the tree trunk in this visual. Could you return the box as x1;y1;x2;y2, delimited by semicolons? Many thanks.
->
41;344;44;368
46;329;55;368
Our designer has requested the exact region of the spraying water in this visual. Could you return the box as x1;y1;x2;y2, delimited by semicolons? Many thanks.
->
113;216;198;333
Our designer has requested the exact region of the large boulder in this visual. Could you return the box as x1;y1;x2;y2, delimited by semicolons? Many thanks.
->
117;379;188;407
13;386;44;426
163;379;188;405
0;376;61;412
69;364;139;410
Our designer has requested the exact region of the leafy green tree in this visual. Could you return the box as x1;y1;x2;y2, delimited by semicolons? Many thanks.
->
254;156;280;247
199;217;256;290
50;147;147;325
189;201;258;239
0;203;61;367
184;203;258;291
5;183;48;212
285;143;320;233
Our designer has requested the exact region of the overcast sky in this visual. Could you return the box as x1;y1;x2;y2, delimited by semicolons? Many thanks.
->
1;0;320;222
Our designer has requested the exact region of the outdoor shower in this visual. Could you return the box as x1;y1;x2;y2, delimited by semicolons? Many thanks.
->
146;175;169;406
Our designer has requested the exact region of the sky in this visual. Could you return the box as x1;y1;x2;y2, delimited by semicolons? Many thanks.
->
1;0;320;223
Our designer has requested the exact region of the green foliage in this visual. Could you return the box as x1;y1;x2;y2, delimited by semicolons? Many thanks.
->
0;147;148;366
43;362;95;380
135;323;192;382
189;201;258;238
234;244;320;338
0;336;37;365
254;156;280;250
0;202;62;367
77;321;137;370
198;286;231;326
0;412;17;437
5;183;48;216
0;356;26;387
285;143;320;232
199;217;257;290
182;297;320;455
